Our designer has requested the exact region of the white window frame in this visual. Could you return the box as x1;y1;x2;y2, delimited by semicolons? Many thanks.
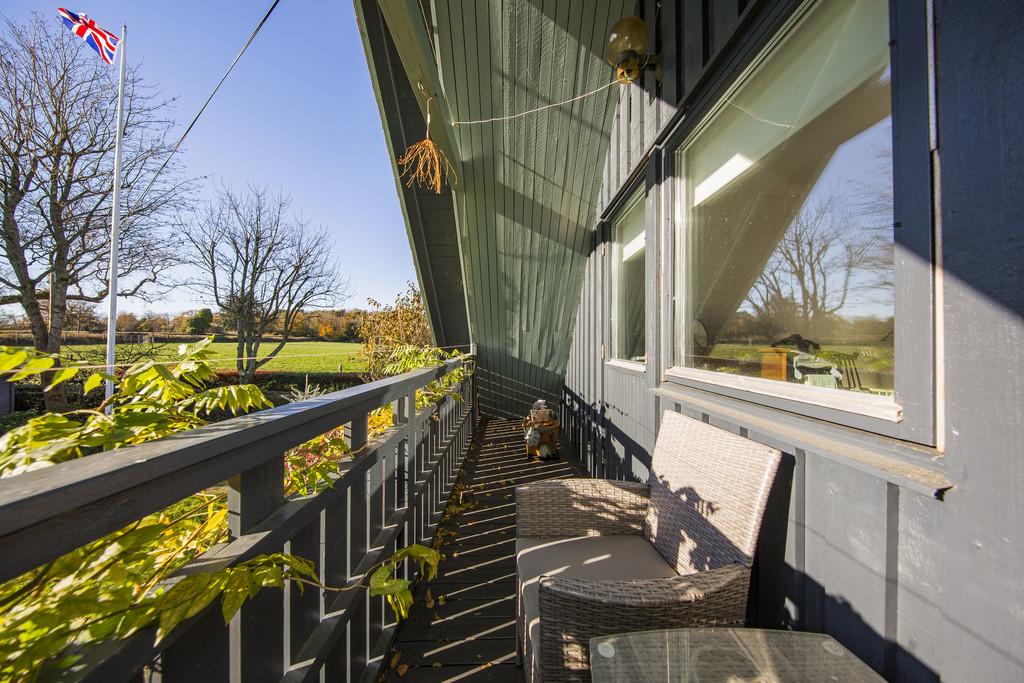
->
607;188;648;369
661;0;936;445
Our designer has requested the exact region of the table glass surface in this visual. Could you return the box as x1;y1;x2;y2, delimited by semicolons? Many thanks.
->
589;628;884;682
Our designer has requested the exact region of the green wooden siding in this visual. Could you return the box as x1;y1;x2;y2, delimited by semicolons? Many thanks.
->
430;0;630;416
356;1;471;349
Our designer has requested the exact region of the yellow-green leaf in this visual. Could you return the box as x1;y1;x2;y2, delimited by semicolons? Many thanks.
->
10;356;56;381
45;366;79;391
83;372;109;394
220;572;250;622
0;349;28;372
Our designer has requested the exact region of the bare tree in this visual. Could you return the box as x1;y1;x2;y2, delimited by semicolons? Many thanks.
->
0;13;191;408
745;196;892;340
185;184;349;383
63;301;103;332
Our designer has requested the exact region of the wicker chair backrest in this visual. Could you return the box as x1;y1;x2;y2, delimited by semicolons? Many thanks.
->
644;411;782;576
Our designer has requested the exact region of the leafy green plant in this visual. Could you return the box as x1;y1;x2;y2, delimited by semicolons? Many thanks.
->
0;340;441;679
383;345;474;411
282;380;348;497
369;545;440;620
0;338;273;478
284;432;349;497
0;512;438;680
283;345;472;498
359;284;433;381
284;377;328;403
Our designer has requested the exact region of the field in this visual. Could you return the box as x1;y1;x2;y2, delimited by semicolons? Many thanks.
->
61;341;367;374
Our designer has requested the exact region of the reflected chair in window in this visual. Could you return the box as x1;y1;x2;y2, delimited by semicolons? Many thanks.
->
514;411;782;682
792;353;843;389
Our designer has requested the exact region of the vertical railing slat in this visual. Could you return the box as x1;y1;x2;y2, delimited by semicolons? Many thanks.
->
344;415;369;683
321;487;348;682
428;411;441;534
385;400;399;518
159;609;230;682
365;438;385;657
405;394;419;546
228;457;286;683
286;519;320;666
415;413;428;544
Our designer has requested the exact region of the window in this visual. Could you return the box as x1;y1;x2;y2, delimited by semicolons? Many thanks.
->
674;0;897;406
610;191;646;363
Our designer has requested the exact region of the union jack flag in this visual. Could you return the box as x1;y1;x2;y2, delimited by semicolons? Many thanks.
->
57;8;119;64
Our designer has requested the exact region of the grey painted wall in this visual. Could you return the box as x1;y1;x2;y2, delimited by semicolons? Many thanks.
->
563;1;1024;681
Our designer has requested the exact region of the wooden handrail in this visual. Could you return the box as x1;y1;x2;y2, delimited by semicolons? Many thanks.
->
0;356;476;683
0;358;463;582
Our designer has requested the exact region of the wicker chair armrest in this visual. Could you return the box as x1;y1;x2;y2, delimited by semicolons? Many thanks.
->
537;565;749;681
516;478;650;537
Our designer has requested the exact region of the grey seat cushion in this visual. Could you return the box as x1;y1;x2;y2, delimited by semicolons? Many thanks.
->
517;535;676;679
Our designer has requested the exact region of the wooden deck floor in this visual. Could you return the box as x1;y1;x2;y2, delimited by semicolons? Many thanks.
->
381;417;581;682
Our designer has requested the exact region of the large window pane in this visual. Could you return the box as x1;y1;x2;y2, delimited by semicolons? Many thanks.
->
611;192;646;363
676;0;894;396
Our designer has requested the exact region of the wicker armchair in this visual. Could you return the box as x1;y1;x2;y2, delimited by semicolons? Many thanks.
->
515;411;782;682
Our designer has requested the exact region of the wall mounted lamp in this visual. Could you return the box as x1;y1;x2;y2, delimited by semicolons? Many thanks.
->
605;16;659;84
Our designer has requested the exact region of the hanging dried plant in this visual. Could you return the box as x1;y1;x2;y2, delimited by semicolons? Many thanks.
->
398;137;453;194
397;95;455;194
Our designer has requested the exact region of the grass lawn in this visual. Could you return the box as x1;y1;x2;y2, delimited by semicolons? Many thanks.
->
62;341;367;374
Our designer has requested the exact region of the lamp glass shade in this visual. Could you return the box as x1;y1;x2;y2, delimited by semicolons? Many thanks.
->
605;16;649;66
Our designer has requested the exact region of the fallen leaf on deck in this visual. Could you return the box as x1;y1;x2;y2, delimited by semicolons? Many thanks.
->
389;652;401;669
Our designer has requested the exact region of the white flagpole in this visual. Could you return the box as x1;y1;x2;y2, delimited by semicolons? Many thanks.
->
104;25;127;404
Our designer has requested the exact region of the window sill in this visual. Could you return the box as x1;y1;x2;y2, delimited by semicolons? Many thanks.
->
653;381;950;499
665;366;902;423
606;359;647;375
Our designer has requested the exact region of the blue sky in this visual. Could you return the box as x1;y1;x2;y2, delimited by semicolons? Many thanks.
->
3;1;417;314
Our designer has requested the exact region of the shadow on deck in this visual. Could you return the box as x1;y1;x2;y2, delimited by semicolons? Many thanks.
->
381;417;582;682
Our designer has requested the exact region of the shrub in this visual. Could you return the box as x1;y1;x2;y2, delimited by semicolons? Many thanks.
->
0;339;438;678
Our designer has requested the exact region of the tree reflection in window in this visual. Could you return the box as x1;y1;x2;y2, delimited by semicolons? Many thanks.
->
676;0;895;395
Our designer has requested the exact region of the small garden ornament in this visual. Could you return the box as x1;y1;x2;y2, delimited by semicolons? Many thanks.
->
522;399;560;460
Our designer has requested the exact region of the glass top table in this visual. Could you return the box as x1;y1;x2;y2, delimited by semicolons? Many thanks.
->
590;628;884;682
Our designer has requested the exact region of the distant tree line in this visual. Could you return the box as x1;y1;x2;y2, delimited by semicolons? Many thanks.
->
0;306;369;342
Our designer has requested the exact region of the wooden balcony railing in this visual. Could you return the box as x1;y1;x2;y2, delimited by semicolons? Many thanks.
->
0;356;477;682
